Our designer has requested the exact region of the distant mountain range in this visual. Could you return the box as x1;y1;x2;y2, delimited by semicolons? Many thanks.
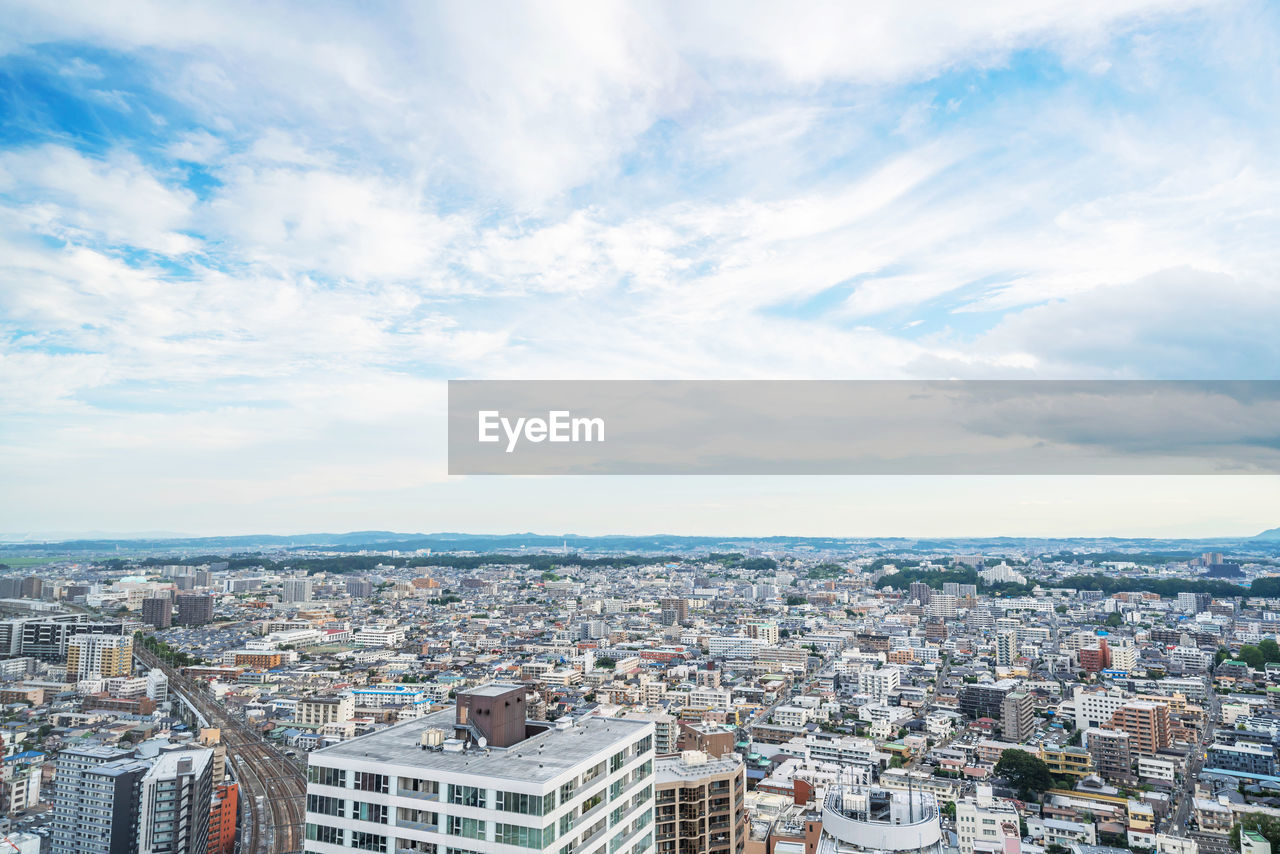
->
2;529;1280;557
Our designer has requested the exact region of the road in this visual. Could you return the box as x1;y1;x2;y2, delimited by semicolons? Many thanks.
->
136;646;307;854
1168;686;1219;834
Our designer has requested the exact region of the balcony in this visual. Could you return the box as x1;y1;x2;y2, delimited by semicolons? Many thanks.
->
396;787;440;802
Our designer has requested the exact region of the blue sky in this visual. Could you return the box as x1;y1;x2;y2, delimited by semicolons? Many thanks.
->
1;0;1278;538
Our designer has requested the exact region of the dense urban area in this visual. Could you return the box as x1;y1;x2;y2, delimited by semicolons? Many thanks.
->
3;532;1280;854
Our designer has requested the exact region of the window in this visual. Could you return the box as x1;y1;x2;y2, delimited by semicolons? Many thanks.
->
446;816;486;840
352;831;388;852
354;801;387;823
611;750;626;772
582;791;604;813
308;766;347;788
636;736;652;755
496;790;554;816
355;772;388;794
448;784;486;808
306;823;344;845
307;794;345;817
496;823;553;848
560;779;578;802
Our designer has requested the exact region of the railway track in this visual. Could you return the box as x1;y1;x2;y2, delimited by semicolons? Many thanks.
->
136;647;307;853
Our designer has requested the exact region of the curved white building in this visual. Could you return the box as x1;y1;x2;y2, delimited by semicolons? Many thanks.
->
817;786;944;854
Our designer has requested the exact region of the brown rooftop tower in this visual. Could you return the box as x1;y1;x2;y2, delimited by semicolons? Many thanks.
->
455;683;528;748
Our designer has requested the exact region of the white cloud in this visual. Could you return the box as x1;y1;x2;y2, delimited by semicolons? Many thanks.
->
0;145;197;254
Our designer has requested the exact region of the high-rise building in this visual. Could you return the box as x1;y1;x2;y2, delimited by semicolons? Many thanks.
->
659;597;688;626
908;582;933;605
208;781;239;854
346;578;374;598
175;594;213;626
959;682;1014;721
744;622;779;644
655;751;746;854
146;668;169;703
51;745;149;854
1079;639;1111;673
927;594;957;619
142;597;172;629
19;576;42;600
995;630;1018;667
20;617;124;662
67;633;133;681
283;577;313;604
1085;727;1133;784
303;682;656;854
1108;701;1170;757
137;749;214;854
1000;690;1035;743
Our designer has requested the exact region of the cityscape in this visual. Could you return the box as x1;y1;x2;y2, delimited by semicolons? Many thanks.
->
3;2;1280;854
0;533;1278;854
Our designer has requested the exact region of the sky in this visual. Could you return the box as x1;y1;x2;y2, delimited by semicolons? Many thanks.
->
1;0;1278;540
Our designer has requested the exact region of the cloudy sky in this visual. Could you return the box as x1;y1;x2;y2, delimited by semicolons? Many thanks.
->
1;0;1278;539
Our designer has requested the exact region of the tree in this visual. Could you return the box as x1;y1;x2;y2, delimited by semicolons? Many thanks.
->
1104;612;1123;628
1238;644;1266;671
595;656;616;669
994;749;1053;800
1260;638;1280;664
1232;813;1280;852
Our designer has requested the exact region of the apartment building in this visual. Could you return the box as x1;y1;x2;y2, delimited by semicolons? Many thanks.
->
956;786;1022;854
66;633;133;680
51;745;149;854
297;695;356;728
654;751;745;854
1000;690;1036;743
1109;701;1171;757
174;594;213;626
303;683;657;854
137;749;214;854
142;597;172;628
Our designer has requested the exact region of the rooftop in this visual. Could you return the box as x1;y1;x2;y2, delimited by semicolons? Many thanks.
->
314;706;651;784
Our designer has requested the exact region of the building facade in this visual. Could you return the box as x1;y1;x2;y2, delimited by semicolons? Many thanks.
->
303;683;657;854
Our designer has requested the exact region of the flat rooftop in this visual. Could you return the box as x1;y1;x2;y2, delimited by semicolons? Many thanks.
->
314;707;651;784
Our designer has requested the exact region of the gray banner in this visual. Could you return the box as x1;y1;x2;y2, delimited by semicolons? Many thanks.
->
447;380;1280;475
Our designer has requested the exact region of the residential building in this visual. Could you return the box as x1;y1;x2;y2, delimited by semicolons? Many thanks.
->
283;577;314;604
175;594;214;626
66;633;133;680
1109;701;1171;757
137;749;214;854
302;682;657;854
209;781;238;854
297;695;356;728
1085;727;1133;784
51;745;149;854
1000;690;1035;743
142;597;172;628
956;786;1021;854
655;751;745;854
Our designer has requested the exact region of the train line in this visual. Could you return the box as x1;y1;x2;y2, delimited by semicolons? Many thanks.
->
136;647;307;853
